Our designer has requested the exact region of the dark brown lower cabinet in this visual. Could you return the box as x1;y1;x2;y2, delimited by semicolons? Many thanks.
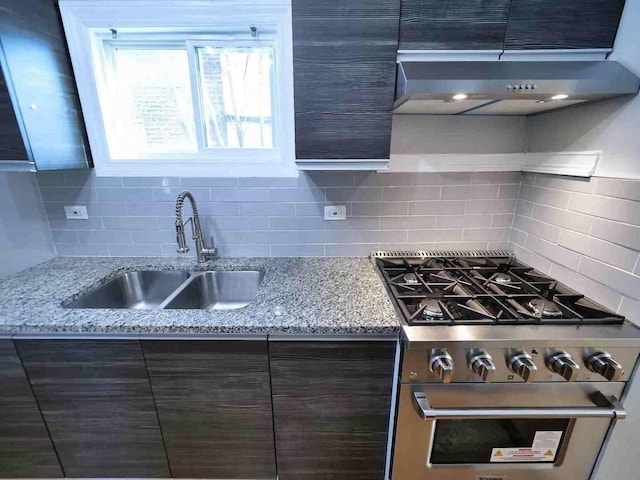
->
15;340;169;478
269;341;396;480
142;340;276;479
0;340;62;478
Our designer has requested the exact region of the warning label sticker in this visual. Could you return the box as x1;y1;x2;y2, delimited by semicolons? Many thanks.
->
490;430;562;463
490;447;556;462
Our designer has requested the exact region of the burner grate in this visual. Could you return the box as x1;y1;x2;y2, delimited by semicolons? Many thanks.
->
376;254;625;327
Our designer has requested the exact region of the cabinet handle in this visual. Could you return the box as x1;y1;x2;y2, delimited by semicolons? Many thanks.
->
412;390;626;420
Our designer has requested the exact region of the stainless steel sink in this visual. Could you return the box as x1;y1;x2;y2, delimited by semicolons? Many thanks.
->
163;271;264;310
65;271;191;309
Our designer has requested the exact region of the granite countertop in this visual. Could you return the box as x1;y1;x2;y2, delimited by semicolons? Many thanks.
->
0;256;400;336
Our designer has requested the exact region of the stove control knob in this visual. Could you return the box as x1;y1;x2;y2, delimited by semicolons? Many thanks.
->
429;349;454;383
546;351;580;382
467;350;496;382
586;351;625;382
508;351;538;382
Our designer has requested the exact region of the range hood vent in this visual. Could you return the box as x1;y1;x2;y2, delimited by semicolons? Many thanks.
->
395;61;640;116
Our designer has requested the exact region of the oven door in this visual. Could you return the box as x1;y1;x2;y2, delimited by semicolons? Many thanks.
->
391;382;627;480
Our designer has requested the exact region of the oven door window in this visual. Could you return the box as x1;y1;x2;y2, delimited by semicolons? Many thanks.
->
430;418;571;464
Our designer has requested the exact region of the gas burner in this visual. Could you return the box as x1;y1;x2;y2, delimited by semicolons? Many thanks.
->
419;299;444;319
375;253;625;326
403;272;419;284
493;273;512;284
528;298;563;318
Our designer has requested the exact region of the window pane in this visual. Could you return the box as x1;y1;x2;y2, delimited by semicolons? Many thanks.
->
197;46;274;149
108;48;197;158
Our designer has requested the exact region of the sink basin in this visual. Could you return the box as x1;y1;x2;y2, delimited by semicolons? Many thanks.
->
66;271;191;309
163;271;264;310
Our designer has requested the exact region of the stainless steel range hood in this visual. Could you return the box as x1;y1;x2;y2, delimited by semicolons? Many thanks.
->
395;61;640;115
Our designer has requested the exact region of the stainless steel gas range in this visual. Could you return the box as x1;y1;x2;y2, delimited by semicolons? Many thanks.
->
373;250;640;480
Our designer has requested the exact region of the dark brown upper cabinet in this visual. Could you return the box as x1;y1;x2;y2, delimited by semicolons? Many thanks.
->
16;340;169;478
399;0;511;50
0;340;62;478
142;340;276;479
0;0;90;170
504;0;625;50
270;341;396;480
292;0;400;162
0;69;29;162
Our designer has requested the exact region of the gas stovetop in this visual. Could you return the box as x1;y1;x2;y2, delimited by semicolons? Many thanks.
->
374;250;625;327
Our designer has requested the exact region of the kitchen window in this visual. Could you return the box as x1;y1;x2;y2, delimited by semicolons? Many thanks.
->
59;0;295;177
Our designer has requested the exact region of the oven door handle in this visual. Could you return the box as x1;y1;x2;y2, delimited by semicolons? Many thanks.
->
412;390;627;420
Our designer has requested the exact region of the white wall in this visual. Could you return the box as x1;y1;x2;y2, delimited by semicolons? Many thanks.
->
391;115;527;156
0;171;56;278
526;0;640;179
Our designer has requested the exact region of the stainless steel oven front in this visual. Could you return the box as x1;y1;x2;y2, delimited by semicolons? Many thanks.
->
390;335;639;480
392;382;626;480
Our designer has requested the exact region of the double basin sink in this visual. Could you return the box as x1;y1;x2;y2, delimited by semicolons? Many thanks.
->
65;270;264;310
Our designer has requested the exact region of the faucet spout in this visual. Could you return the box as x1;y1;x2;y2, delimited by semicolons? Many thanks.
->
175;191;217;263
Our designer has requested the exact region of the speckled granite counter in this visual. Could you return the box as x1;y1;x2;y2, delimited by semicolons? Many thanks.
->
0;256;400;336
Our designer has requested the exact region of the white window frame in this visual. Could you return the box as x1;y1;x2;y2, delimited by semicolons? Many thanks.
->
59;0;296;177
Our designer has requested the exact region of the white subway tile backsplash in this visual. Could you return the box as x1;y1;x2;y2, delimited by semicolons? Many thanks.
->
382;186;440;201
618;297;640;324
498;184;521;199
594;178;640;202
98;187;153;202
407;229;464;243
352;230;407;244
465;199;517;214
380;216;436;230
510;228;527;247
525;235;582;271
514;215;561;243
591;219;640;251
414;172;471;185
558;230;638;271
352;202;409;217
491;213;515;228
103;216;158;231
325;187;383;202
268;187;325;203
354;172;414;187
270;244;324;257
324;243;376;256
38;171;524;258
108;244;163;257
437;215;492;229
579;257;640;301
472;171;521;184
569;193;640;226
549;263;623;313
297;230;352;244
442;184;499;200
78;230;133;244
409;200;465;215
463;228;511;242
531;204;593;234
519;185;571;209
515;200;534;217
55;244;109;256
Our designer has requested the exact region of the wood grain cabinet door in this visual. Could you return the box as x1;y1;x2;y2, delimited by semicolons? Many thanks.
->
292;0;400;160
15;340;169;478
504;0;625;50
269;341;396;480
0;340;62;478
399;0;511;50
142;340;276;479
0;68;29;161
0;0;90;170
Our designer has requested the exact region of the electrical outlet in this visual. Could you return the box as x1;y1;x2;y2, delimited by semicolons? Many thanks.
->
324;205;347;221
64;205;88;220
